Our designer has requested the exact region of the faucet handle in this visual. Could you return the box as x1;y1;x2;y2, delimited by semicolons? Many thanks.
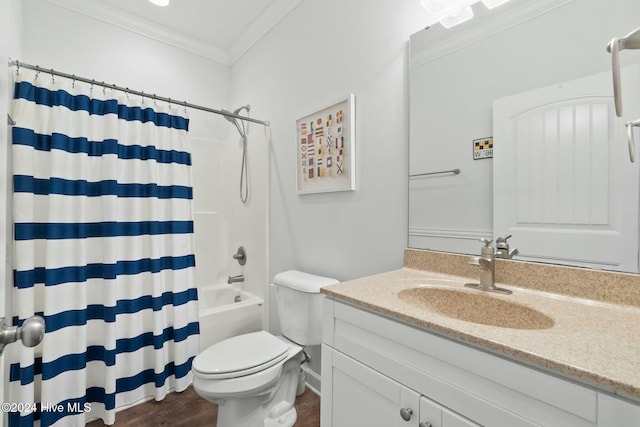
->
479;238;494;256
495;234;512;245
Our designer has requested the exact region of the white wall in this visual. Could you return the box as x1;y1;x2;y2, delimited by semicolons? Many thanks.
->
231;0;433;384
233;0;431;283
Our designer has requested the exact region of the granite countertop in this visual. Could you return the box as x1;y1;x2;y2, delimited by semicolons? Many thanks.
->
321;251;640;403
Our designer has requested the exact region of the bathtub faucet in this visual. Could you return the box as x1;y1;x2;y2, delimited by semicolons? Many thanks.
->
228;274;244;284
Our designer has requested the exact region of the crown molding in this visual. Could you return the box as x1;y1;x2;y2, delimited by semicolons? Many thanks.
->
228;0;303;64
410;0;575;69
43;0;303;66
44;0;230;64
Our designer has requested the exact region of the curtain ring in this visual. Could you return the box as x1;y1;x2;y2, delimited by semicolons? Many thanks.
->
183;100;188;115
125;87;130;100
50;69;55;84
102;82;106;95
71;74;76;89
153;94;157;106
90;79;95;93
16;61;20;76
35;66;41;80
168;98;172;109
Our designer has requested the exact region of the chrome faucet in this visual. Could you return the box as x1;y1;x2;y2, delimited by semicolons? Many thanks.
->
465;238;512;295
228;274;244;284
495;234;519;259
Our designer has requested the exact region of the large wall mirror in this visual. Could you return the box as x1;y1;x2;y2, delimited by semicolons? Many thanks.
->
409;0;640;273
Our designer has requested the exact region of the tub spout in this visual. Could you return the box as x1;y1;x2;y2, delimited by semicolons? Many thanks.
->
227;274;244;284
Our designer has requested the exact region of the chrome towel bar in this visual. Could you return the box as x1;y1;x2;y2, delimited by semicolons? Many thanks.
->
410;168;460;178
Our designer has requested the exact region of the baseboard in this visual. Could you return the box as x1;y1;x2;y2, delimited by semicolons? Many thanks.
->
302;364;321;395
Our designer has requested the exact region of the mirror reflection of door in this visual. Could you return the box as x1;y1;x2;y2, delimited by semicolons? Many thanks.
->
493;64;640;272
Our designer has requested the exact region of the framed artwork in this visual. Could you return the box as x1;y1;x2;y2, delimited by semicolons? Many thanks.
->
296;94;355;194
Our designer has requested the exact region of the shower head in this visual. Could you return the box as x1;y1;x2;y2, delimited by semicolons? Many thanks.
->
222;105;251;137
233;105;250;116
222;105;250;122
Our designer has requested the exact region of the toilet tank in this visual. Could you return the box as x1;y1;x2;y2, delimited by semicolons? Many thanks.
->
273;270;339;346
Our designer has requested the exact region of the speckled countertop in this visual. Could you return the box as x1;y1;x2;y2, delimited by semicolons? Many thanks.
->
321;249;640;403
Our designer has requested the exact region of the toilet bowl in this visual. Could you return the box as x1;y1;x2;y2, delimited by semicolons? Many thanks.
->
192;270;339;427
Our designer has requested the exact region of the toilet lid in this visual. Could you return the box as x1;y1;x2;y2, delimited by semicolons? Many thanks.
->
193;331;290;377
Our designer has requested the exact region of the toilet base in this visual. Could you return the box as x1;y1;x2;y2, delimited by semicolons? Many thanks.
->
216;396;298;427
265;406;296;427
197;348;304;427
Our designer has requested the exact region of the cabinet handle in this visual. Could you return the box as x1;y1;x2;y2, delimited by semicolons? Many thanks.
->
419;423;433;427
400;407;413;421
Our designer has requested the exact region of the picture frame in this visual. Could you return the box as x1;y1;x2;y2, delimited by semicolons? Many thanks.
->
296;94;355;194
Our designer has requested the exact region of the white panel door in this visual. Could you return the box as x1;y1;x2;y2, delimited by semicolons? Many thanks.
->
494;65;640;272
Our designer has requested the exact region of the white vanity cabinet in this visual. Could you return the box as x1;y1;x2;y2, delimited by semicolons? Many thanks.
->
321;298;640;427
322;345;479;427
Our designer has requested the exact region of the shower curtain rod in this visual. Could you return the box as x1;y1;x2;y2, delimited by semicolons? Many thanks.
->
8;59;270;126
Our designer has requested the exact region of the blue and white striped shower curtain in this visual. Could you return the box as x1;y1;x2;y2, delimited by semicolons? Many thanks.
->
8;71;200;426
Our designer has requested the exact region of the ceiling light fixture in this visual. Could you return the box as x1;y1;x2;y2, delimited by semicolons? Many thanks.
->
421;0;513;29
420;0;475;17
149;0;170;7
439;6;474;28
481;0;511;8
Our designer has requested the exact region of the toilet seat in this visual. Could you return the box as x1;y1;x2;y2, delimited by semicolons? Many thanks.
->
193;331;290;380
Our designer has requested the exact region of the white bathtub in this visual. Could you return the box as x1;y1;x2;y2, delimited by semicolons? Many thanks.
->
197;284;264;350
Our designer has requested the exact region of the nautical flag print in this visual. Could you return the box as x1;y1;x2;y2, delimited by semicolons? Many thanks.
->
296;97;352;192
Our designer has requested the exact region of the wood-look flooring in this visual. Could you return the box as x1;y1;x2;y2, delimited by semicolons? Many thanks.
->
86;385;320;427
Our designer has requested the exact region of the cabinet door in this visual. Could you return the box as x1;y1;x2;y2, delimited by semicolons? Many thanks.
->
420;396;442;427
442;408;481;427
326;348;420;427
597;393;640;427
420;396;481;427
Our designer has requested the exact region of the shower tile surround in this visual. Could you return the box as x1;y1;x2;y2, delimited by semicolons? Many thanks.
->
321;248;640;402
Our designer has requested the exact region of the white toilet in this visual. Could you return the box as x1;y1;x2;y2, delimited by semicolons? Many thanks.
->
192;270;338;427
